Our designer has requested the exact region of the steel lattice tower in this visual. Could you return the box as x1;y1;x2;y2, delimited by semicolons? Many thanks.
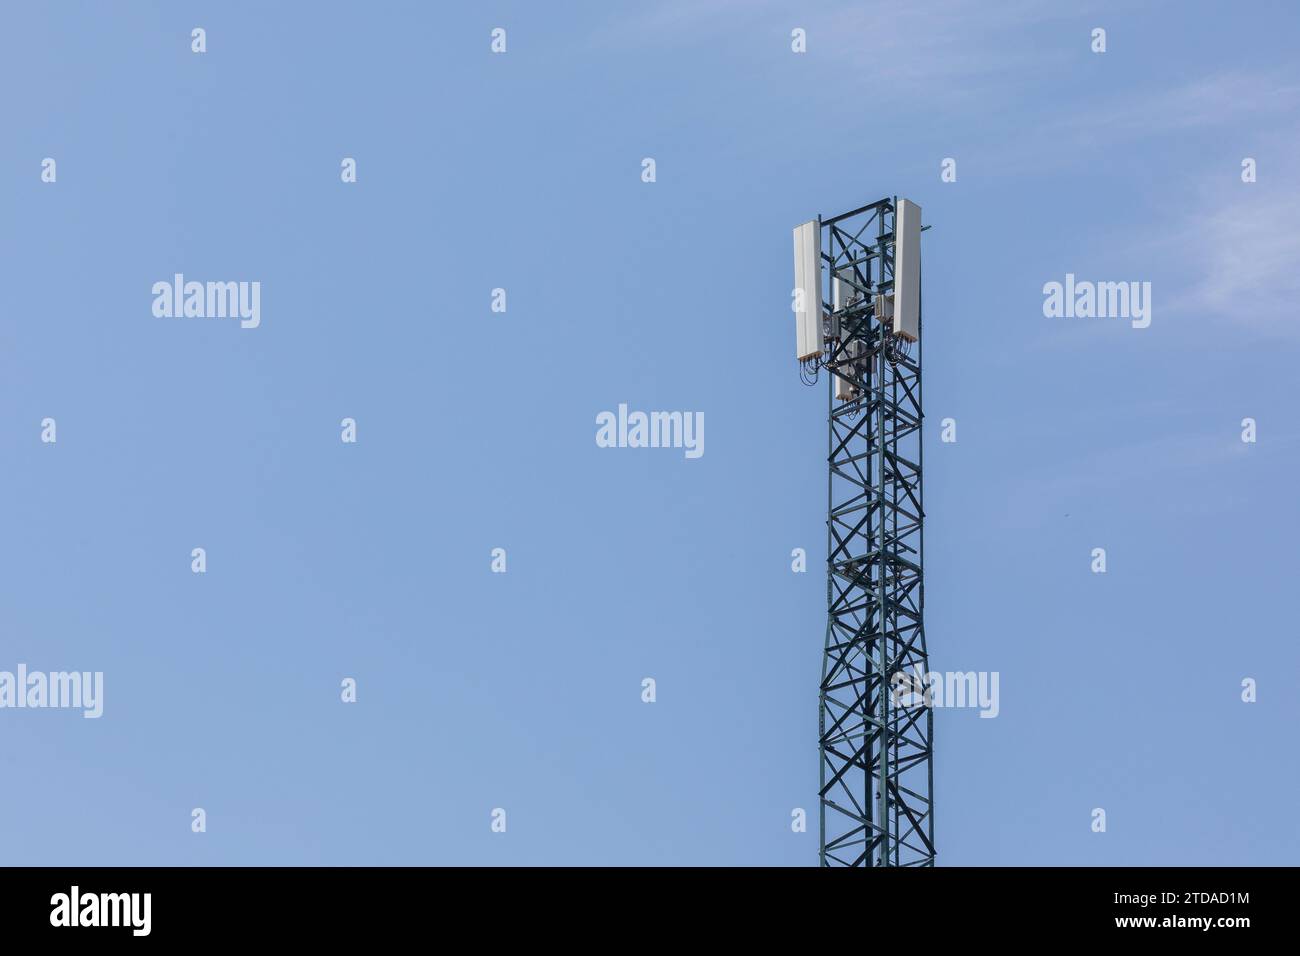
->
810;198;935;867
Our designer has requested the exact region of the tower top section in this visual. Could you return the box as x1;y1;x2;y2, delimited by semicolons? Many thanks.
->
791;197;923;375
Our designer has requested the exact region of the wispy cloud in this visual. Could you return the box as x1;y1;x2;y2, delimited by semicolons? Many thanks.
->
1023;70;1300;337
1083;71;1300;134
584;0;781;50
586;0;1078;103
1158;182;1300;332
969;66;1300;180
1129;102;1300;337
815;0;1081;96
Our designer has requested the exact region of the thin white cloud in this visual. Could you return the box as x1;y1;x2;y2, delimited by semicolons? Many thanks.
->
587;0;1079;101
815;0;1081;94
1051;69;1300;142
1161;185;1300;331
1025;72;1300;337
584;0;781;49
1133;109;1300;337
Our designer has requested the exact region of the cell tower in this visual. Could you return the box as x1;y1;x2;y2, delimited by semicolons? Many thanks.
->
792;197;935;867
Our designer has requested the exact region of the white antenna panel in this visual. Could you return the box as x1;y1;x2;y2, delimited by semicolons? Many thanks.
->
792;220;823;361
893;199;921;342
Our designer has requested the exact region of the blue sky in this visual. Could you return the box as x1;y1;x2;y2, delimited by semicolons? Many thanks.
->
1;1;1297;865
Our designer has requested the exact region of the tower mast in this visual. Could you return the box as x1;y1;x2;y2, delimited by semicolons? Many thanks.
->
794;197;935;866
